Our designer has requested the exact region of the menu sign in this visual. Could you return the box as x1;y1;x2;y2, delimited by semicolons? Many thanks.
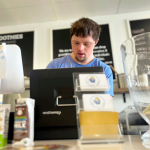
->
53;28;71;59
129;19;150;74
0;31;34;77
94;24;113;66
53;24;114;76
130;19;150;53
130;19;150;36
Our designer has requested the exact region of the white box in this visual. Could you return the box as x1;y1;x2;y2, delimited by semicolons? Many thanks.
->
82;94;114;111
79;74;109;91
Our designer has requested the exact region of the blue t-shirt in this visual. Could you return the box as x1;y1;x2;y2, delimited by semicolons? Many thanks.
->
46;55;114;96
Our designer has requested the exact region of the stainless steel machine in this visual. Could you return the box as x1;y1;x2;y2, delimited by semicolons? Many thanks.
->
119;105;149;135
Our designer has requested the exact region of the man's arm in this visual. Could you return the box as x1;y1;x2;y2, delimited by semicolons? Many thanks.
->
104;66;114;97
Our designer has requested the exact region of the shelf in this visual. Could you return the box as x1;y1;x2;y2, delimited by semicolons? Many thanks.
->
114;88;129;94
132;86;150;91
114;86;150;94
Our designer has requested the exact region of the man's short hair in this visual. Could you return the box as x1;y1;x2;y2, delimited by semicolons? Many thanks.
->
70;17;101;42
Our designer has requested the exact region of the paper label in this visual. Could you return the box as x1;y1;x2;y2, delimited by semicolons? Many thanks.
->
0;109;5;134
0;44;7;79
13;98;35;146
0;108;9;138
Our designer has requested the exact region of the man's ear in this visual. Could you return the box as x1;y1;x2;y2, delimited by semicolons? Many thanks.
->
95;39;99;45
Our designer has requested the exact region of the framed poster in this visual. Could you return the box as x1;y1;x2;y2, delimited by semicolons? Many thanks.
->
129;19;150;74
129;19;150;37
129;18;150;53
0;31;34;77
52;24;114;78
53;28;71;59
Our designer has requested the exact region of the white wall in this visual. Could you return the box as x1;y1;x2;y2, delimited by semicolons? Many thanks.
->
0;10;150;71
0;95;2;104
1;10;150;112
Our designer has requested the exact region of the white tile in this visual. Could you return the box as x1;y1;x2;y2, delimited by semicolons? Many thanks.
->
0;0;51;9
0;5;57;26
51;0;82;3
53;0;120;20
118;0;150;13
0;9;14;26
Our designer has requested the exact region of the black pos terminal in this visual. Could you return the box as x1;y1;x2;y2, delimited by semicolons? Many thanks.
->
30;67;103;140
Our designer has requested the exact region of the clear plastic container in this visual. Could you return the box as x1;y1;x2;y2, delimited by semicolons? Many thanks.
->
73;72;124;145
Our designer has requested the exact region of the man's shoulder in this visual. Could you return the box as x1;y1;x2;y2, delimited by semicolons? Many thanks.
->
93;58;112;76
53;55;68;63
46;55;70;68
93;58;110;68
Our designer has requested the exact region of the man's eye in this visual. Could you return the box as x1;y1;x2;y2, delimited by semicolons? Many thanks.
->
75;43;79;44
85;43;89;46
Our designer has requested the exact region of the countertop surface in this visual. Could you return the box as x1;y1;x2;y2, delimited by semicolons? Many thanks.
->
31;135;149;150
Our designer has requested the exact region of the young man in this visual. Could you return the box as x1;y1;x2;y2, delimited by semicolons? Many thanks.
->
47;18;114;98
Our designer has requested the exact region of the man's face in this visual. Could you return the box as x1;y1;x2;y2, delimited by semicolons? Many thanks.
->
71;35;98;64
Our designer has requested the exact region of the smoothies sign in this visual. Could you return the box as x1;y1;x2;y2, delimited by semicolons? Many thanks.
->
0;34;23;41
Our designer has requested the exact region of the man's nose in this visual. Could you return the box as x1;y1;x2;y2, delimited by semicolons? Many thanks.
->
78;44;84;51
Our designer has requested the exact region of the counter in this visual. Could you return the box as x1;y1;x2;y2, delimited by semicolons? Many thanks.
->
31;135;148;150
